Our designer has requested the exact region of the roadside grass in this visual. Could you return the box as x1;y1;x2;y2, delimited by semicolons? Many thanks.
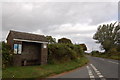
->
2;57;88;78
110;55;120;60
92;55;120;60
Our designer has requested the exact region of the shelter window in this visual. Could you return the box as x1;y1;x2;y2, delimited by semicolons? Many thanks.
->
14;44;22;54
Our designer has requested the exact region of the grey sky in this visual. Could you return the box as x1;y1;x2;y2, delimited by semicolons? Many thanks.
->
2;2;118;52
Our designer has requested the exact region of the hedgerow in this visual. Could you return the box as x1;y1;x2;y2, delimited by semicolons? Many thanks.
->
48;43;84;64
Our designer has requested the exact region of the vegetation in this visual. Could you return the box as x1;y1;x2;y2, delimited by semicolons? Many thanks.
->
80;44;87;51
2;37;89;78
91;50;120;60
58;38;72;44
1;41;13;68
93;22;120;53
93;22;120;60
2;57;88;78
46;36;56;44
48;43;84;64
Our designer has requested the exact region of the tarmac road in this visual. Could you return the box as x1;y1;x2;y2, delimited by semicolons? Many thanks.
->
52;56;119;80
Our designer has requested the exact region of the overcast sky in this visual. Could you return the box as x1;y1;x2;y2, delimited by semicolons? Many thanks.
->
2;2;118;52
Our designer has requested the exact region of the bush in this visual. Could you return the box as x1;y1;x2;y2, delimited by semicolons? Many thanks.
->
91;50;100;56
107;48;119;55
2;41;13;68
48;43;83;64
73;44;84;57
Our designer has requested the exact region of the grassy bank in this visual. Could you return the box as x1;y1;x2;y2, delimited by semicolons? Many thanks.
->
2;57;88;78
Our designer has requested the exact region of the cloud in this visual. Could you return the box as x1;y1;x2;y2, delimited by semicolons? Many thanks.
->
49;23;97;34
2;2;118;51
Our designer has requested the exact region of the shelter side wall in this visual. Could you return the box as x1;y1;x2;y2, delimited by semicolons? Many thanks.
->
40;44;48;64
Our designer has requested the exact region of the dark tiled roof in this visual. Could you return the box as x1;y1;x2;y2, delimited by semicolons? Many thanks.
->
8;30;48;42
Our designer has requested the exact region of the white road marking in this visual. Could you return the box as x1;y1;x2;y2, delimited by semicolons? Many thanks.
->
90;64;106;80
108;61;119;64
86;66;95;80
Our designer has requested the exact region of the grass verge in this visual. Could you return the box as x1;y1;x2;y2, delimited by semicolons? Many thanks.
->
92;55;120;60
2;57;88;78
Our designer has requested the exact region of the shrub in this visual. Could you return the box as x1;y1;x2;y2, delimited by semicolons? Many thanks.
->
79;44;87;51
2;41;13;68
91;50;100;56
108;48;118;55
73;44;83;57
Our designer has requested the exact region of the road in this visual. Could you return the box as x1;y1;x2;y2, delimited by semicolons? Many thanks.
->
52;56;119;79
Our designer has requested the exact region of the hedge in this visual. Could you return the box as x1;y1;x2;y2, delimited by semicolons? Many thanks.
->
48;43;84;64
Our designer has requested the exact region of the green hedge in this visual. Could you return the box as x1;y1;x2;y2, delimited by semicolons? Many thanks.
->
48;43;84;64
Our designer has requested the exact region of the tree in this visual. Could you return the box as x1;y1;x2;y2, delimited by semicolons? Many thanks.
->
46;36;56;44
58;38;72;44
93;22;120;53
80;44;87;51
